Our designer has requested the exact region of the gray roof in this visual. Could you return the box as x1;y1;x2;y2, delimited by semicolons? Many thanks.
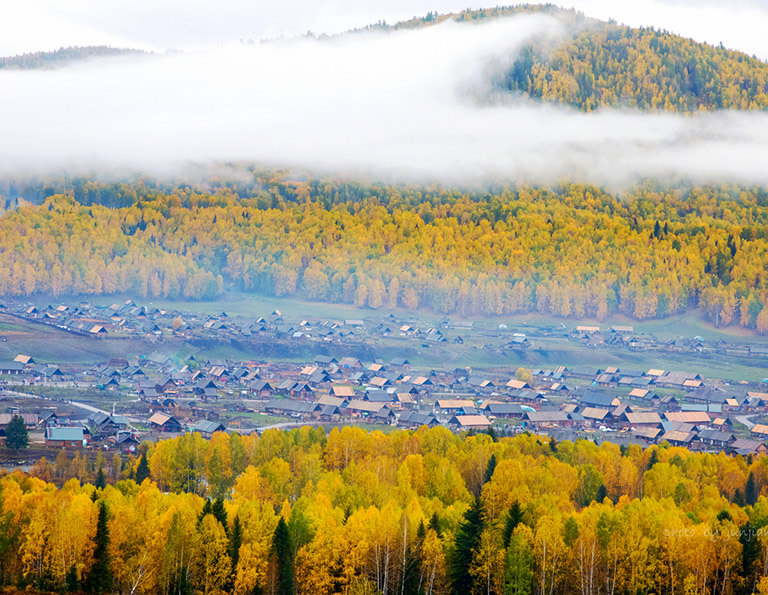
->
484;403;525;415
264;399;319;414
191;420;226;434
47;427;84;441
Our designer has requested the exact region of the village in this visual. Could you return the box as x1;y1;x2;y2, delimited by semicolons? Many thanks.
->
0;297;767;461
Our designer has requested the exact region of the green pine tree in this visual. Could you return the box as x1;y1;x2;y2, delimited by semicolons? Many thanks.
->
428;512;442;537
135;452;150;484
483;454;497;484
741;521;761;593
212;497;228;533
746;471;759;506
447;498;485;595
95;467;106;490
272;517;294;595
226;514;243;592
5;415;29;450
65;564;79;593
85;501;112;594
502;501;524;548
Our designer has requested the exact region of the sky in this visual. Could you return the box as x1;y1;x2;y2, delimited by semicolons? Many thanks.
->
1;0;768;186
1;0;767;58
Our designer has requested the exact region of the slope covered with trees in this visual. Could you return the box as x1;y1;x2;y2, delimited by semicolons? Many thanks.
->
0;46;146;70
0;177;766;328
503;18;768;112
5;427;768;593
388;5;768;113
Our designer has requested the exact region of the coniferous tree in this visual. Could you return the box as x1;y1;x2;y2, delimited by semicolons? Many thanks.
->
5;415;29;450
85;501;112;594
227;514;242;592
198;499;212;528
428;512;442;537
741;521;761;593
746;471;759;506
95;467;106;490
502;501;524;548
212;497;228;533
65;564;79;593
134;452;150;484
272;517;294;595
483;454;497;484
229;515;242;570
448;498;485;594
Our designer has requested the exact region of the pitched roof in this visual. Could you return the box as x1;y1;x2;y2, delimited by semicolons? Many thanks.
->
623;412;662;425
436;399;475;409
450;415;491;427
581;407;610;421
332;386;356;397
148;412;177;425
190;420;226;434
664;411;711;424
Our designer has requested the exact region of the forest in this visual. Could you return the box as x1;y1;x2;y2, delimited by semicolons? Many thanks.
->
4;426;768;594
0;46;146;70
390;5;768;113
0;176;766;328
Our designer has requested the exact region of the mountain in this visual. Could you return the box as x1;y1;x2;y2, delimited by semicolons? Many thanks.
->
388;5;768;113
0;46;147;70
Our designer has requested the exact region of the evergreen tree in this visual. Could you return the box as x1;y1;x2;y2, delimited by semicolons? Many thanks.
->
5;415;29;450
447;498;485;595
733;488;745;507
95;467;106;490
135;452;150;484
212;497;228;533
746;471;759;506
502;501;524;548
229;515;242;570
741;521;760;593
428;512;442;537
168;567;192;595
65;564;79;593
483;454;497;484
596;483;608;502
198;499;212;527
85;501;112;594
272;517;294;595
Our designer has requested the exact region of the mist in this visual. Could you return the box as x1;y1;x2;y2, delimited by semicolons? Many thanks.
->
3;14;768;187
3;0;768;60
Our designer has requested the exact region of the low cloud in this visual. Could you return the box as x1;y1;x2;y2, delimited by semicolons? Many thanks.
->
2;0;768;59
2;15;768;187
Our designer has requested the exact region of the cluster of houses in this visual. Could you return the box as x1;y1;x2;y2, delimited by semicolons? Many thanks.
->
3;299;768;361
0;297;767;456
2;300;461;347
4;351;767;457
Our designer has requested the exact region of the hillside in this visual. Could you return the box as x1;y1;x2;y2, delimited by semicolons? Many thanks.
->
3;428;768;593
389;5;768;112
0;46;146;70
0;177;766;328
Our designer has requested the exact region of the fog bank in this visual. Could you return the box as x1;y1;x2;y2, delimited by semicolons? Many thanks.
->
2;16;768;186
